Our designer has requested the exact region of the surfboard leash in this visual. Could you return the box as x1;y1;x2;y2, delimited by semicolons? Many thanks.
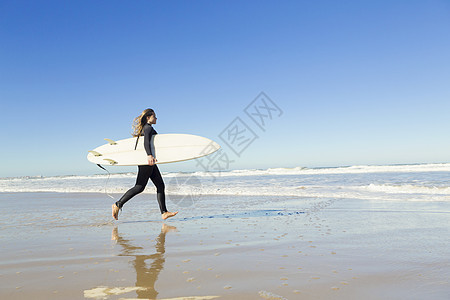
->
96;164;116;200
134;136;140;150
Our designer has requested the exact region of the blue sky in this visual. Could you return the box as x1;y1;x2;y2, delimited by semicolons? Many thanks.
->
1;0;449;177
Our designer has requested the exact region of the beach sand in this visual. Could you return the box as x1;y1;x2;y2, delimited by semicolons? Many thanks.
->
0;192;448;299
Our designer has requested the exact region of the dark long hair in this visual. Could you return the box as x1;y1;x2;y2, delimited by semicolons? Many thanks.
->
132;108;154;137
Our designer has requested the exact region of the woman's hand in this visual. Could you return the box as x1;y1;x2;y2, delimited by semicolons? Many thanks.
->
148;155;157;166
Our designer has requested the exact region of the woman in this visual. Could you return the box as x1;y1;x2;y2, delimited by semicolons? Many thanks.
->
112;108;178;220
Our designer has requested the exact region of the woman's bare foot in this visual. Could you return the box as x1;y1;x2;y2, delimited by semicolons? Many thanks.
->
112;203;120;220
162;211;178;220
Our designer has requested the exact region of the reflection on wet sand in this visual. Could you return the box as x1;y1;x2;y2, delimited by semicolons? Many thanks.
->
111;224;177;299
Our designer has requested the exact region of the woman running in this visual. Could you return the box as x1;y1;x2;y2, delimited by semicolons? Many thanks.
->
112;108;178;220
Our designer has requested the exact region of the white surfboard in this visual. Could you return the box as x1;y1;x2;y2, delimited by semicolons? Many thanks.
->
87;134;221;166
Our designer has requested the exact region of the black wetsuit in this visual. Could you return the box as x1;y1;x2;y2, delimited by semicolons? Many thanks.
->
115;123;167;213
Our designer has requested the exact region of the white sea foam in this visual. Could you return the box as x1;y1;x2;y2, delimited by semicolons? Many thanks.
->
188;163;450;177
355;184;450;195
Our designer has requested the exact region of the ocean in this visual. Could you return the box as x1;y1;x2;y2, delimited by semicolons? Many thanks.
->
1;163;449;203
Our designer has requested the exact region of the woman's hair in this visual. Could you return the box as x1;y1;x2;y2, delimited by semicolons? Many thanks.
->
132;108;154;137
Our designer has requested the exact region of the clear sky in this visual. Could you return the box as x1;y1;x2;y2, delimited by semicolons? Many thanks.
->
1;0;449;177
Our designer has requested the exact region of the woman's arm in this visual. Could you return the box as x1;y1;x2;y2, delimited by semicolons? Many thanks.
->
143;125;157;165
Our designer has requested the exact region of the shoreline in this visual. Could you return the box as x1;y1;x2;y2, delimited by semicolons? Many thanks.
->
1;193;449;299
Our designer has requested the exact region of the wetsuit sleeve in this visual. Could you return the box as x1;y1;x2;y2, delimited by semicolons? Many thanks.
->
143;125;154;156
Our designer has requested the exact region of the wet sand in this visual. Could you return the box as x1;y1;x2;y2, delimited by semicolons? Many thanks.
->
0;192;449;299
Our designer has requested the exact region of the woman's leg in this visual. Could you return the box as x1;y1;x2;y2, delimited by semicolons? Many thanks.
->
150;166;178;220
116;165;152;209
149;165;167;213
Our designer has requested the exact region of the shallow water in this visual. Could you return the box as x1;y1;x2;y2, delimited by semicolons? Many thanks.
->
0;191;449;299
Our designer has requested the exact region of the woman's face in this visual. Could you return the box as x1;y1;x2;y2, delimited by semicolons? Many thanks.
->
147;113;157;124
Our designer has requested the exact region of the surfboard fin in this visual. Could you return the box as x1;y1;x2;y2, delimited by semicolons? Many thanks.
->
103;159;118;165
104;138;117;145
88;150;102;157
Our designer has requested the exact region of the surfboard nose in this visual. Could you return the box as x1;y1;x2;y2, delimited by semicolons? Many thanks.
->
211;140;221;151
